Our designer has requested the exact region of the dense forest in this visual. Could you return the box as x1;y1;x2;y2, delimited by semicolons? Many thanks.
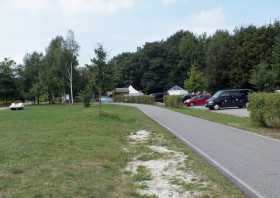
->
1;21;280;103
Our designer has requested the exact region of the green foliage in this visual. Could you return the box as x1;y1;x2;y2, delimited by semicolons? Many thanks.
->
80;87;93;108
132;166;152;182
250;63;278;91
90;44;112;95
88;44;112;115
184;64;207;92
249;93;280;128
164;96;183;108
206;31;234;91
114;95;155;104
110;22;280;93
21;52;45;103
0;58;18;103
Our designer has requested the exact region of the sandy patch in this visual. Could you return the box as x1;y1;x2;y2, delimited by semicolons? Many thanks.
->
129;130;151;143
126;130;207;198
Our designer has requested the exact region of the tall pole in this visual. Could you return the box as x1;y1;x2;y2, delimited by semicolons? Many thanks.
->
70;61;74;104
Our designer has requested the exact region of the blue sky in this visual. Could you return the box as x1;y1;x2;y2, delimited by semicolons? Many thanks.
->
0;0;279;65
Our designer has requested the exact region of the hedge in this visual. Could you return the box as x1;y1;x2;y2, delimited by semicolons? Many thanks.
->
114;95;155;105
249;93;280;128
164;95;183;108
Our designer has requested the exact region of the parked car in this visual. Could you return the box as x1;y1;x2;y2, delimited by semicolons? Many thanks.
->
206;89;251;110
184;95;211;107
182;94;196;103
9;101;24;110
150;93;164;103
100;96;113;104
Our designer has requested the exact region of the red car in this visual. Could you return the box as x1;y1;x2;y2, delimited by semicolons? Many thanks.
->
184;95;211;107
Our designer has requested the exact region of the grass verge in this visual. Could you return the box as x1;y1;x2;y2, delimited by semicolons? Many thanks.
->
0;104;243;197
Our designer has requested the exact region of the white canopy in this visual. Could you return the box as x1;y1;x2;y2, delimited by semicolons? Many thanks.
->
167;85;189;96
129;85;144;96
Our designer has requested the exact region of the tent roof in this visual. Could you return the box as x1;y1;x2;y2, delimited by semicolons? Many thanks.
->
129;85;140;94
168;85;185;91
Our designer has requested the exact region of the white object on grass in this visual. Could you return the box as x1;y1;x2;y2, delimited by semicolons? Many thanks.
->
9;102;24;110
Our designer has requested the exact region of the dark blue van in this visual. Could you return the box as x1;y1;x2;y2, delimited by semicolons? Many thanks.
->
206;89;251;110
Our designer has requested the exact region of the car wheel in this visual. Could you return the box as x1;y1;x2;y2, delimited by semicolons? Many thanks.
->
214;104;220;110
190;103;195;106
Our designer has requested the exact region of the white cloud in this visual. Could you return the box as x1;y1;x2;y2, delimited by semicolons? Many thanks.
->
189;8;226;34
10;0;51;11
8;0;136;15
59;0;136;15
162;0;177;6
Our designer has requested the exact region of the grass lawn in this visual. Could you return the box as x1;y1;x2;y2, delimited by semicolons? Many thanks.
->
0;105;243;197
169;107;280;140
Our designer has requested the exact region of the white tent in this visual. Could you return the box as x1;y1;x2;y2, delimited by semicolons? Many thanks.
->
167;85;189;96
129;85;144;96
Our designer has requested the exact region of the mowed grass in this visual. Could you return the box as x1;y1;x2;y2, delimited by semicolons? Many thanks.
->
0;105;243;197
170;107;280;140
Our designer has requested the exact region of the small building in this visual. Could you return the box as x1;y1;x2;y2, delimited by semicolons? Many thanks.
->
167;85;189;96
114;85;144;96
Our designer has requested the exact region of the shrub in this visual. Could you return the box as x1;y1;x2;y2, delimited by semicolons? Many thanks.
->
80;89;93;108
249;93;280;128
164;95;183;108
113;95;155;105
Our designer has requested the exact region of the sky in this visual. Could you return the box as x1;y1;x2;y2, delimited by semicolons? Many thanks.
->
0;0;280;65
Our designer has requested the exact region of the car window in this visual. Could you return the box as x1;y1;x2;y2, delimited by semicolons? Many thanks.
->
230;92;241;97
212;91;222;98
220;92;230;97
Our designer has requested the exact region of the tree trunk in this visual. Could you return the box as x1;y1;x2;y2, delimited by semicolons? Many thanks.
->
99;92;102;116
70;62;74;105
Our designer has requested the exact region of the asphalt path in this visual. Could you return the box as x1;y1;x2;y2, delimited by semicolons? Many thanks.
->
121;103;280;198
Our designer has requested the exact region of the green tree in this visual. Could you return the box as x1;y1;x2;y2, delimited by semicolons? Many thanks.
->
184;65;207;92
206;30;234;91
21;52;45;104
90;44;111;114
0;58;18;103
140;42;170;93
271;35;280;87
250;63;277;91
43;36;66;104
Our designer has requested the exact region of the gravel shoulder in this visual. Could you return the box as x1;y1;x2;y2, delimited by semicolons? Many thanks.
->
192;106;249;117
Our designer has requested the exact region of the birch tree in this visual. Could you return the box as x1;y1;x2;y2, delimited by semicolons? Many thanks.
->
64;30;80;104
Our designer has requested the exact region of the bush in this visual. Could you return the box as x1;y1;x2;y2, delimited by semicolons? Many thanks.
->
113;95;155;104
80;89;93;108
249;93;280;128
164;95;183;108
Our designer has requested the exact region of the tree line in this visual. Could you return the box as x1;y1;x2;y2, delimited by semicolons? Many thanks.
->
0;31;111;104
1;21;280;104
110;20;280;93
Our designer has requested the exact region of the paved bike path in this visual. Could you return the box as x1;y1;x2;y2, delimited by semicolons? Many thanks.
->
124;104;280;198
